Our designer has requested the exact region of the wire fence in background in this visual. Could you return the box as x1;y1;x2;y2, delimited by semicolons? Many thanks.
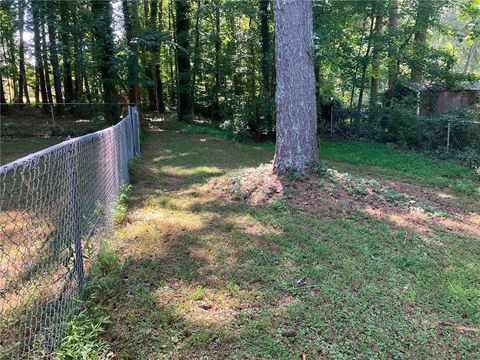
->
320;108;480;166
0;106;140;359
0;103;134;139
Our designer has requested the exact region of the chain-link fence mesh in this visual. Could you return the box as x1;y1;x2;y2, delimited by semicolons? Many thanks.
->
321;108;480;166
447;120;480;151
0;106;140;359
0;103;131;139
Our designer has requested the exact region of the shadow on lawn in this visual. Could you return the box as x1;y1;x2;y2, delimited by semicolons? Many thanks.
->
93;123;480;359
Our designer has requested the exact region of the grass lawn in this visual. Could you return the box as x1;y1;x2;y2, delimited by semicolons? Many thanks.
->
76;117;480;359
0;137;65;165
320;140;480;195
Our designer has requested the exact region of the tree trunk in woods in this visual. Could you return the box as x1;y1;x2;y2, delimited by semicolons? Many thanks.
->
92;0;120;123
369;14;383;120
464;40;478;73
411;31;426;82
175;0;193;121
387;0;398;91
32;0;48;110
147;1;157;111
0;76;8;113
18;0;29;104
41;22;54;104
46;2;64;110
71;6;84;101
356;15;374;115
259;0;273;135
6;35;19;102
247;17;259;138
168;0;176;106
60;2;74;104
348;15;368;112
191;0;201;112
213;0;221;116
273;0;319;173
153;0;165;113
123;0;141;104
411;0;431;83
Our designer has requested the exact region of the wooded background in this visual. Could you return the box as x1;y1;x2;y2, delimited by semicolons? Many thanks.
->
0;0;479;137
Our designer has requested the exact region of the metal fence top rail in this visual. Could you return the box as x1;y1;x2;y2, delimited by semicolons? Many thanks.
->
0;108;137;175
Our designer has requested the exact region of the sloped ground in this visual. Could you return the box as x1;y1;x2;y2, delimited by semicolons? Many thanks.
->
93;116;479;359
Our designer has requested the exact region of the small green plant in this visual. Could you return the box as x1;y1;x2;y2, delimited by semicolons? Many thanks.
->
113;184;133;224
309;160;329;177
419;203;437;213
385;188;410;202
128;156;140;173
287;168;308;181
368;179;382;192
270;197;288;211
55;306;112;360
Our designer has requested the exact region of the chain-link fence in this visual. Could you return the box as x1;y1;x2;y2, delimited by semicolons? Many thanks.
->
320;108;480;166
447;120;480;151
0;106;140;359
1;103;131;139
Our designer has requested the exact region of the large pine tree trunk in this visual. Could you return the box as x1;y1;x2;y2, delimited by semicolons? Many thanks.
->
175;0;193;121
273;0;319;173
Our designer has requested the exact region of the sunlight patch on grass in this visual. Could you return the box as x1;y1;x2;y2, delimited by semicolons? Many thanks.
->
91;125;480;358
155;282;241;327
160;165;223;177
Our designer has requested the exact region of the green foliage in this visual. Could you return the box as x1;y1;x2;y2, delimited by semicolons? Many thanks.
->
55;307;112;360
113;184;133;224
56;242;122;359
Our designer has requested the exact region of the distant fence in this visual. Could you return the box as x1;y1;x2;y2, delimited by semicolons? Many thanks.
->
0;106;140;358
320;108;480;163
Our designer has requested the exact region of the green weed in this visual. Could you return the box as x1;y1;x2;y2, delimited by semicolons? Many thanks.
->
113;184;133;224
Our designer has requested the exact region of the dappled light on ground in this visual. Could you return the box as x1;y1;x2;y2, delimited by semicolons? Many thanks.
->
94;118;480;359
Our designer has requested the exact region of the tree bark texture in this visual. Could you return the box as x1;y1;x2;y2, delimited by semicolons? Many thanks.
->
273;0;319;173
